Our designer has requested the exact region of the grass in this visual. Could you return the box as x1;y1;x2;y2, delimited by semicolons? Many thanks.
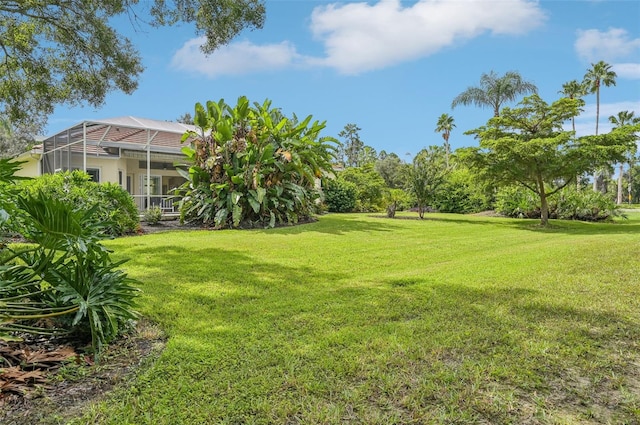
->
66;212;640;424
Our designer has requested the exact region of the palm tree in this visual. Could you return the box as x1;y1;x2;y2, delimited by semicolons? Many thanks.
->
609;111;640;204
435;113;455;167
583;61;617;136
451;71;537;117
583;61;617;191
558;80;587;133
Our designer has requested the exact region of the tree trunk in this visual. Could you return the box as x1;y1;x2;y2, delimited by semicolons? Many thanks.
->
387;202;397;218
595;86;600;136
538;176;549;226
629;157;635;204
617;163;624;204
593;85;600;192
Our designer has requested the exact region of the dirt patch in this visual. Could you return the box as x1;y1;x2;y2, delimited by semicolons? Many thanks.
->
0;320;166;425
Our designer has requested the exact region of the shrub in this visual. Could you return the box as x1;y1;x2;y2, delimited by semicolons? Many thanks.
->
555;187;620;221
338;165;386;212
435;168;491;214
143;206;163;225
323;178;357;212
1;160;139;355
496;185;621;221
18;171;139;235
495;186;541;218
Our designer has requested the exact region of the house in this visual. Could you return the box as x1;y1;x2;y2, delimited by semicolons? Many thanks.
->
15;117;196;214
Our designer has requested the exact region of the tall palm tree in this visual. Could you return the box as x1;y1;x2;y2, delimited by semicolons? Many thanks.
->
558;79;587;133
609;111;640;204
583;61;617;191
583;61;617;136
435;113;455;167
451;71;537;117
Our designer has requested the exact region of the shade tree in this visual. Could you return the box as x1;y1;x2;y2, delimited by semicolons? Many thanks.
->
0;0;266;132
0;119;37;159
338;165;387;212
462;94;637;225
374;152;408;189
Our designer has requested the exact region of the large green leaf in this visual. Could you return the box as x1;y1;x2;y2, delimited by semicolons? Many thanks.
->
256;187;266;203
181;145;196;158
214;208;228;227
236;96;250;120
216;120;233;142
232;204;242;227
194;103;208;128
247;195;260;214
206;100;222;123
261;144;276;163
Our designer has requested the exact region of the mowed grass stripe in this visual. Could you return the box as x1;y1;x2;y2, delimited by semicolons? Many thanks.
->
69;213;640;424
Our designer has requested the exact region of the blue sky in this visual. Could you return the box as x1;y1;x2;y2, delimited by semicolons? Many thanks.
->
47;0;640;159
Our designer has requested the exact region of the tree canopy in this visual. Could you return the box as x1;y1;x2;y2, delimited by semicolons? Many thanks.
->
338;123;364;167
0;119;36;158
0;0;265;131
408;145;448;219
583;61;617;136
462;95;637;225
451;71;537;117
435;113;456;167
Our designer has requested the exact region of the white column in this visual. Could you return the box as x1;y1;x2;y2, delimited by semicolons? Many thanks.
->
147;129;151;210
83;122;87;172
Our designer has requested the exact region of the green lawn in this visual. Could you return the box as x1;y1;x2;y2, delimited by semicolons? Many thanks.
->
71;213;640;424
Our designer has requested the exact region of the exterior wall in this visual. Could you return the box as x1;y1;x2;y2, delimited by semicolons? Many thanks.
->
15;155;41;178
84;156;122;184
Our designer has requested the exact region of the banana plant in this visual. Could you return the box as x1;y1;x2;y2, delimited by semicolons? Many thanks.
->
176;96;337;228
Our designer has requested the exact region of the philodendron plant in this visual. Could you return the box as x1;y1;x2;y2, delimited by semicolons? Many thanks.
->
0;158;139;357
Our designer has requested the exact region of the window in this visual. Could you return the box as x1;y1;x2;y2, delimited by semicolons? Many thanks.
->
141;175;161;196
86;168;100;182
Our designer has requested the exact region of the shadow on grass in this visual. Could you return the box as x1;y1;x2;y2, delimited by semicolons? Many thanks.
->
120;244;350;320
260;213;405;236
104;238;640;424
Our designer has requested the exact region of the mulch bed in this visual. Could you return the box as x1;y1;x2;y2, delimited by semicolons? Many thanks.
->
0;321;165;424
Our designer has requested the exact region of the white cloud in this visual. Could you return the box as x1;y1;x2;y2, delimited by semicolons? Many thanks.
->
171;0;546;78
308;0;546;74
612;63;640;80
575;28;640;62
171;38;303;78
